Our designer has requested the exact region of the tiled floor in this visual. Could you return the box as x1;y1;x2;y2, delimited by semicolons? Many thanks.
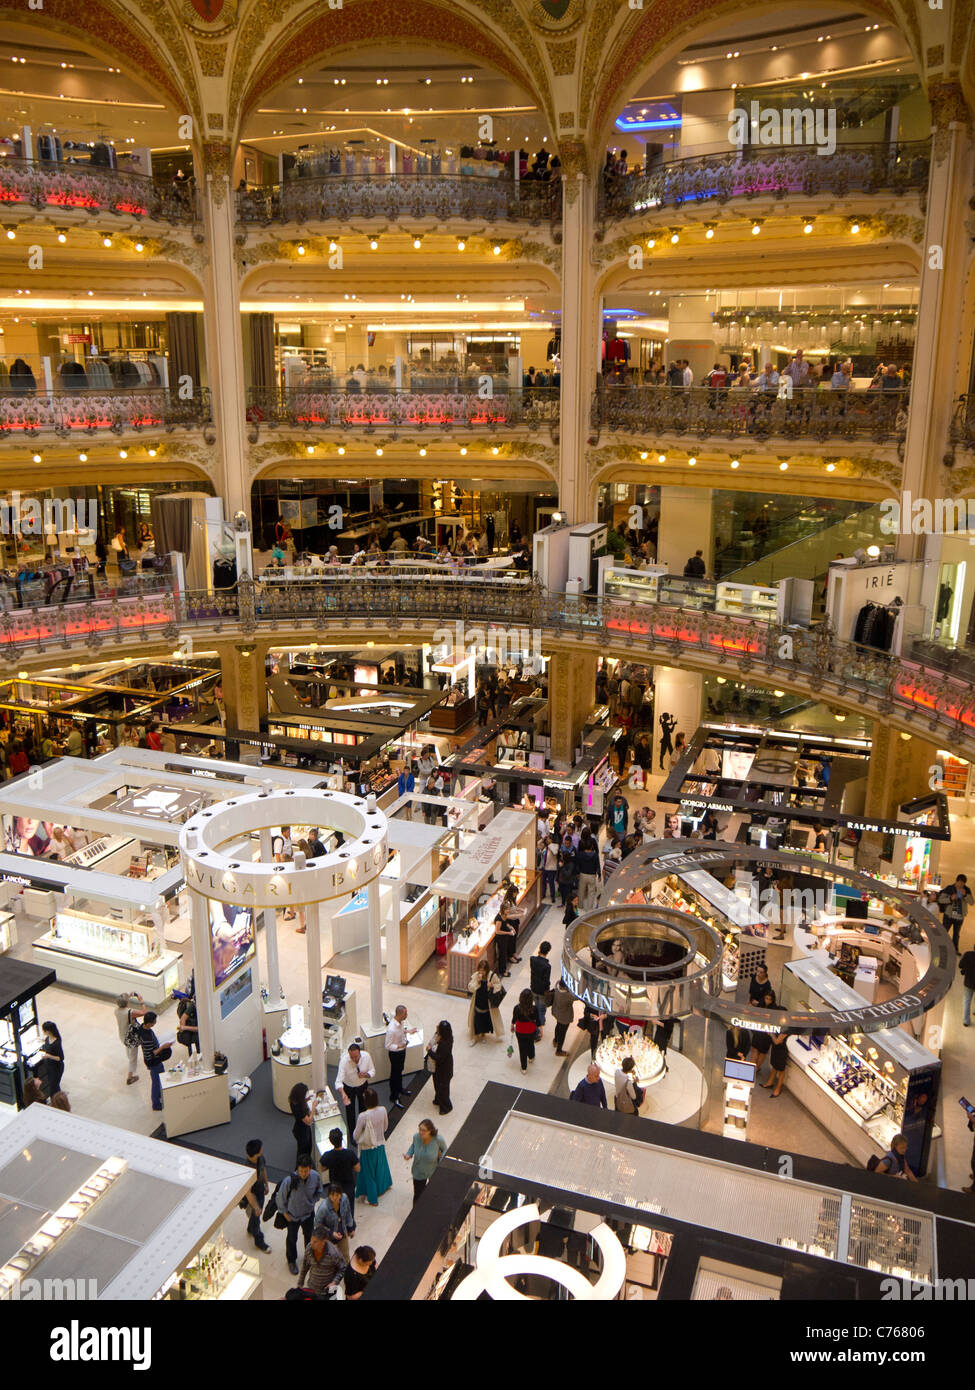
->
6;764;974;1299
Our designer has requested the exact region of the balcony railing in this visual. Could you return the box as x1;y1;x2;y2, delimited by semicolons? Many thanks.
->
2;576;973;755
0;156;198;222
950;395;975;451
0;388;212;437
598;141;931;221
246;386;559;432
592;385;908;444
236;174;561;226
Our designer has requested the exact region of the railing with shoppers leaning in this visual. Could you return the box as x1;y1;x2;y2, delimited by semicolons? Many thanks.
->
1;574;974;757
245;386;559;433
592;384;908;444
0;388;212;437
598;141;931;221
0;155;199;222
235;175;561;227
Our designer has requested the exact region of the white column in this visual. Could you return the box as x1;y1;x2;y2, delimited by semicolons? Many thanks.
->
559;164;597;523
259;827;281;998
188;890;216;1062
653;667;703;772
305;900;326;1093
366;876;383;1030
386;889;402;986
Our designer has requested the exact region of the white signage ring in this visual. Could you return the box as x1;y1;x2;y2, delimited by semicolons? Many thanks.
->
178;789;388;907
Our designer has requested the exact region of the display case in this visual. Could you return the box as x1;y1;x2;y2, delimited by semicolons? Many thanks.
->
0;911;15;956
158;1232;262;1302
33;910;182;1006
601;566;664;603
715;580;779;621
658;574;717;611
0;996;42;1109
782;957;940;1175
654;867;768;985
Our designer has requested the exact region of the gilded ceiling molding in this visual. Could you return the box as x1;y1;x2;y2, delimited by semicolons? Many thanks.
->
498;238;562;271
928;80;974;162
180;0;240;32
202;140;234;206
547;40;579;75
529;0;586;34
147;237;211;279
231;0;554;142
587;446;902;488
196;41;228;76
927;45;945;71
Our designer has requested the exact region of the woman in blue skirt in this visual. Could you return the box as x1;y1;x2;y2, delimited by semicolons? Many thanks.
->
353;1088;393;1206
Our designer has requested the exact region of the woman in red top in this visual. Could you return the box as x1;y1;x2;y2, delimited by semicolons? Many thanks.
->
511;988;540;1073
7;742;29;777
145;723;163;752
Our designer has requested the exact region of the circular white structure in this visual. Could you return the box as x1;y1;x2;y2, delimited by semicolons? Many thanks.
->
178;788;388;908
595;1031;665;1089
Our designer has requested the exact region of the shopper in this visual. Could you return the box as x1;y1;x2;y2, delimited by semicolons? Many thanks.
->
353;1089;393;1207
320;1127;359;1212
551;979;575;1056
749;994;776;1078
297;1223;345;1295
575;831;602;912
243;1139;272;1253
570;1062;608;1108
556;835;578;906
614;1055;642;1114
468;958;503;1044
49;1091;71;1111
606;793;628;840
875;1134;918;1182
385;1004;411;1110
748;964;771;1006
541;834;559;903
511;988;539;1073
313;1184;356;1262
938;875;973;951
22;1076;45;1107
683;549;706;578
529;940;553;1029
288;1081;315;1166
563;890;579;927
960;945;975;1026
336;1042;376;1134
403;1118;448;1204
494;911;517;977
763;1028;789;1098
426;1019;454;1113
962;1112;975;1194
114;991;147;1086
343;1246;377;1300
278;1157;324;1276
175;992;200;1056
30;1020;63;1099
137;1011;169;1112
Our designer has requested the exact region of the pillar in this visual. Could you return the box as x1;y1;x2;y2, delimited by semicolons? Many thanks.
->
666;294;718;386
366;875;383;1031
217;641;266;734
198;142;249;518
558;142;599;524
305;900;326;1093
859;722;939;873
549;648;598;765
897;85;975;561
657;486;714;575
188;890;216;1063
259;826;281;998
653;667;702;772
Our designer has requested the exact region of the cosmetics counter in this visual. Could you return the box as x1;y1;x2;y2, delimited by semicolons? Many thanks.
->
597;564;797;623
780;958;940;1175
652;866;768;992
33;908;182;1007
0;959;54;1112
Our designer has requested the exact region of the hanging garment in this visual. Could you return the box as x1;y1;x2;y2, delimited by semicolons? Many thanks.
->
937;582;953;623
58;361;89;390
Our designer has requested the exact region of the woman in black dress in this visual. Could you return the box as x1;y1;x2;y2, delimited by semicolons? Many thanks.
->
749;992;776;1079
343;1246;377;1301
725;1024;751;1060
289;1081;315;1165
764;1028;789;1097
426;1020;454;1114
34;1022;64;1099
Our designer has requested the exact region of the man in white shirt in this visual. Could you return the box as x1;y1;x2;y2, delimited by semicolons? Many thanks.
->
682;360;693;389
385;1005;411;1110
336;1042;376;1133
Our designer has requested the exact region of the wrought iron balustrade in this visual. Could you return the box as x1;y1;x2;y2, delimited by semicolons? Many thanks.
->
0;155;198;222
950;395;975;451
592;384;908;444
599;141;930;221
246;385;559;432
236;173;561;226
0;388;212;438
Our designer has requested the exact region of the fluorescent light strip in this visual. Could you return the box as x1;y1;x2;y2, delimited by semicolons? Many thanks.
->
0;298;203;312
241;300;524;314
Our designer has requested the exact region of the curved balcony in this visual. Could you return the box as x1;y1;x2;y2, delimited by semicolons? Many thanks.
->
950;395;975;451
236;174;561;228
0;157;198;223
2;577;973;758
0;389;212;438
598;141;930;222
592;385;908;445
245;385;559;435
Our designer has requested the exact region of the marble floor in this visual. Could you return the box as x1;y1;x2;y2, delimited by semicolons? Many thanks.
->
6;765;975;1299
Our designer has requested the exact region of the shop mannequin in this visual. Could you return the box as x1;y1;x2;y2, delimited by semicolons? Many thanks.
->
658;712;677;769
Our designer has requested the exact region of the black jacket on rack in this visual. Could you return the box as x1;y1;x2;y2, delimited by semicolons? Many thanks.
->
58;361;89;390
853;601;897;651
9;359;35;393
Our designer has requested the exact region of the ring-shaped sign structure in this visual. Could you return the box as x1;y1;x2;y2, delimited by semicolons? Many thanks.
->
451;1202;627;1301
178;788;388;908
561;903;724;1020
604;839;955;1036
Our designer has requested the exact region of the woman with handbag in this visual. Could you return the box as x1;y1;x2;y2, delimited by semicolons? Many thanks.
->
468;958;503;1045
426;1020;454;1113
614;1055;643;1114
289;1082;315;1167
353;1089;393;1207
510;989;539;1073
176;995;200;1056
33;1021;64;1099
138;1011;172;1112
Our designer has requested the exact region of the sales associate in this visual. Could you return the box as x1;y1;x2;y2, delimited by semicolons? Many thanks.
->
336;1042;376;1133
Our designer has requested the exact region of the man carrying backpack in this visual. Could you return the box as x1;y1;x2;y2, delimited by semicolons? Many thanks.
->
277;1155;323;1276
